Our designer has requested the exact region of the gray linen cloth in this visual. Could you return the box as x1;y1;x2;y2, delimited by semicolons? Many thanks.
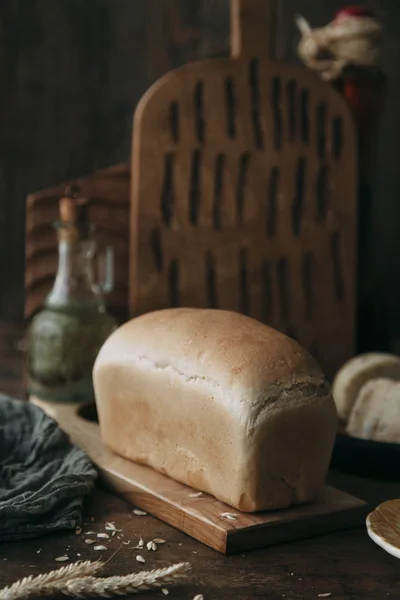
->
0;395;97;541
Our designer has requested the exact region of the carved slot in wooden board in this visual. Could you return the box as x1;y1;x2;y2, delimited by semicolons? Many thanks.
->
130;0;358;380
25;163;130;320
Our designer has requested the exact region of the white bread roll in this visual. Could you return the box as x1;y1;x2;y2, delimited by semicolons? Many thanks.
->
93;308;337;512
347;378;400;443
332;353;400;422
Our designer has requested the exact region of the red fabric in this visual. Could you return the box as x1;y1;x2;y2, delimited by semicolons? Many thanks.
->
343;78;373;119
334;6;377;22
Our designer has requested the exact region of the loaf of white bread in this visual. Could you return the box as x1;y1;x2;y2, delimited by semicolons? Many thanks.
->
346;378;400;442
332;352;400;443
93;308;337;512
332;353;400;422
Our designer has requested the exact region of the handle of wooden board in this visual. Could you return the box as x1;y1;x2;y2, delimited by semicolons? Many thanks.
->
30;396;99;436
230;0;277;59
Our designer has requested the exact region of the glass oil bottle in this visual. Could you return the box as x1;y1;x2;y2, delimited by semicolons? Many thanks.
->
27;187;117;403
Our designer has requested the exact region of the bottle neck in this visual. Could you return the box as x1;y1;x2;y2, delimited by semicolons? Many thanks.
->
46;235;103;312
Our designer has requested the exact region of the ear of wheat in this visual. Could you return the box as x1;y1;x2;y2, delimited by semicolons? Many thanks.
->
0;561;191;600
63;562;192;598
0;561;102;600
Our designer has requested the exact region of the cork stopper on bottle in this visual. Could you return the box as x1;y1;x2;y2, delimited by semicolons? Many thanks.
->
58;185;90;239
59;184;89;224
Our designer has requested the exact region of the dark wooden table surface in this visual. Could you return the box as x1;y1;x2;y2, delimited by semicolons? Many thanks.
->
1;322;400;599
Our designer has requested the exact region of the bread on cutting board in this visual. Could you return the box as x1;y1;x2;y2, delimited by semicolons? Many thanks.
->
346;378;400;443
93;308;337;513
332;353;400;422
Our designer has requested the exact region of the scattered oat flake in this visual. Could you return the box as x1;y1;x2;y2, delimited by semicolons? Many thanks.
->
122;541;131;545
136;555;146;563
97;533;109;539
55;556;69;562
36;549;41;554
318;595;331;598
94;545;107;551
133;509;147;516
85;539;95;545
85;531;96;535
153;538;166;544
75;526;82;535
193;595;204;600
105;522;122;533
220;512;237;520
135;538;144;549
161;589;169;596
147;541;157;551
189;492;203;498
77;553;81;557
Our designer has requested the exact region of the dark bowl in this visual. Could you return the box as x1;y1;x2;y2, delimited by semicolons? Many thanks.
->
331;433;400;481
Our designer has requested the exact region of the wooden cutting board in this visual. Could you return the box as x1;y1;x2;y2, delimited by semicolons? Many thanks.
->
130;0;358;381
31;397;367;555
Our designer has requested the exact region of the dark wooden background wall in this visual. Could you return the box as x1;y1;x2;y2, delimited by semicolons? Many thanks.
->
1;1;399;343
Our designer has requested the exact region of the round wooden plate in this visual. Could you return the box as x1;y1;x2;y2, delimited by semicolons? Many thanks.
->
367;500;400;559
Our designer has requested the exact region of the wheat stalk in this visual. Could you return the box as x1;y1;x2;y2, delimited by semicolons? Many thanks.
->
0;561;102;600
62;562;191;598
0;562;191;600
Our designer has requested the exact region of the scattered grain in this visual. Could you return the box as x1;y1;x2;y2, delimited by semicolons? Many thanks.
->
93;545;107;551
105;522;122;535
220;512;237;520
147;541;157;551
55;556;69;562
161;588;169;596
136;555;146;563
133;509;147;516
85;539;95;545
189;492;203;498
97;533;109;539
153;538;166;544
